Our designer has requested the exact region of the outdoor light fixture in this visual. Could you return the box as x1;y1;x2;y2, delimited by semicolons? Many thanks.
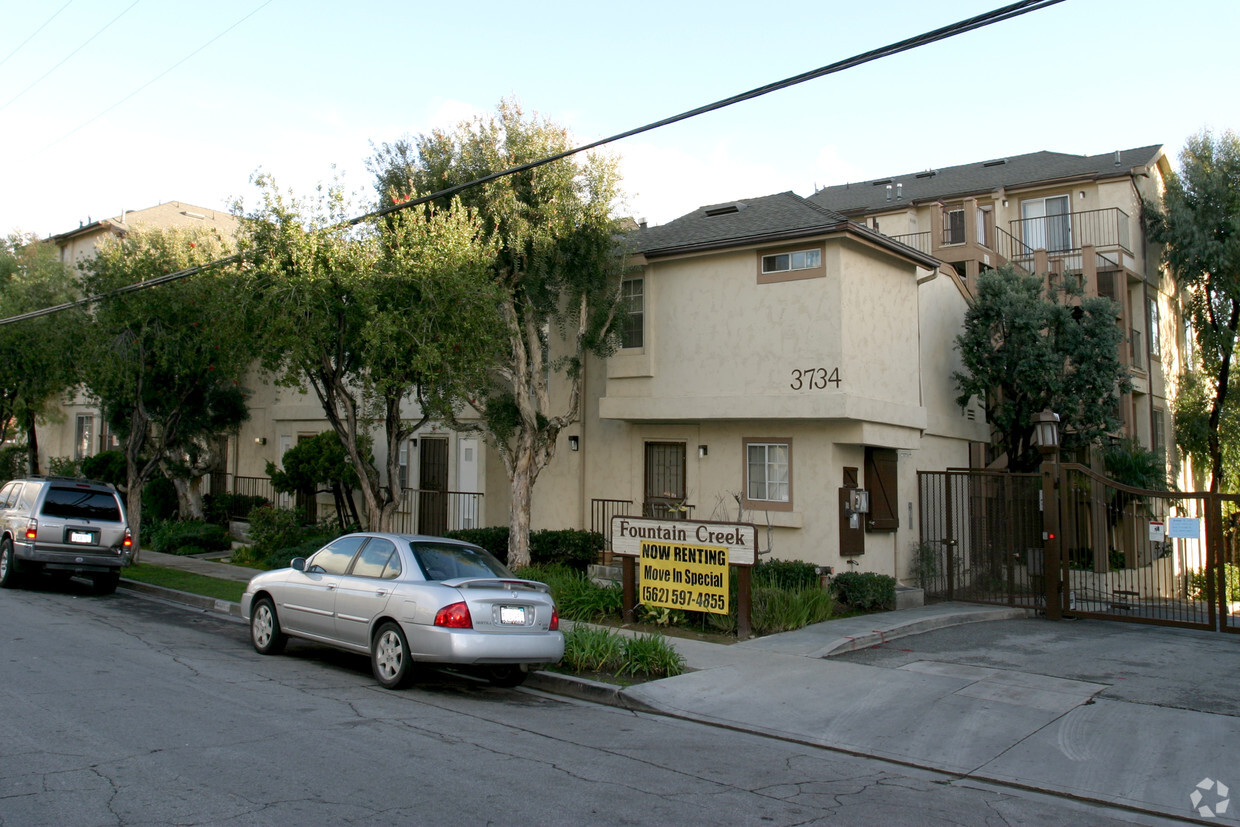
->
254;437;267;446
698;445;708;458
1032;410;1061;456
568;436;579;451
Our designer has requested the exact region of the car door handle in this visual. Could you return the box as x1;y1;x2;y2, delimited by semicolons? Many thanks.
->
374;589;389;596
327;584;336;590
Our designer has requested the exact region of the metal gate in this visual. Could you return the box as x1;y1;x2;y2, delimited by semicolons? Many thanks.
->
919;466;1240;633
916;470;1043;608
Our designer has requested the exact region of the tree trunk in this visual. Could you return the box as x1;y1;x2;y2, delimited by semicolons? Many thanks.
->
24;409;39;476
126;469;144;565
507;456;534;570
171;476;206;521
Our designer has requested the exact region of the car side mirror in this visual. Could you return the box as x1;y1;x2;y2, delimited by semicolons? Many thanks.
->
291;557;306;572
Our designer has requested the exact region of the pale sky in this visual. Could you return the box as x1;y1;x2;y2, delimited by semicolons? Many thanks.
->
2;0;1237;238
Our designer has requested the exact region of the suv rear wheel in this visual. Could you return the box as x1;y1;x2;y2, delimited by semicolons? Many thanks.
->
0;538;22;589
91;570;120;595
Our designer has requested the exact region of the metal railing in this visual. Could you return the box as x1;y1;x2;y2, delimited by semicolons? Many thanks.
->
392;488;484;535
1008;207;1132;256
888;231;932;255
591;498;633;554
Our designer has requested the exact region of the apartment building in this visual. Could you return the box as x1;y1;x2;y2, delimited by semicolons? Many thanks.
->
807;145;1183;479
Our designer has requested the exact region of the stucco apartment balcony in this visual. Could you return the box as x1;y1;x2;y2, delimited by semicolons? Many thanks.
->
882;205;1136;287
999;207;1134;275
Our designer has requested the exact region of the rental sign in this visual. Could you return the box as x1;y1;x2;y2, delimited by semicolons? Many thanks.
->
612;517;757;617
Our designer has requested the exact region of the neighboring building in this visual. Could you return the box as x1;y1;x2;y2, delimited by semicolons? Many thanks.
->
807;145;1185;482
42;202;239;467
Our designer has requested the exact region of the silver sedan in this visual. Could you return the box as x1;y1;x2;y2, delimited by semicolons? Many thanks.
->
241;532;563;688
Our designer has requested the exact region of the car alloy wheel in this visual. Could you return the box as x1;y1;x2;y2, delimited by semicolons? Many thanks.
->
250;597;287;655
371;621;414;690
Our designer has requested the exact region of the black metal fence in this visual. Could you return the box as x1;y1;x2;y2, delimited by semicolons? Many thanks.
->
919;466;1240;633
916;470;1043;607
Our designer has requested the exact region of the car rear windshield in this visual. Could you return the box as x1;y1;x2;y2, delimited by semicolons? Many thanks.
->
411;542;512;581
41;487;122;522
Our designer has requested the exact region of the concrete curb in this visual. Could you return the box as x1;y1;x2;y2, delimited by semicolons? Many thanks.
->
811;607;1030;657
119;580;243;618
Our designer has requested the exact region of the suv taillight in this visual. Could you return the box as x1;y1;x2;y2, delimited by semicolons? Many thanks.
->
434;602;473;629
122;528;132;549
24;519;37;540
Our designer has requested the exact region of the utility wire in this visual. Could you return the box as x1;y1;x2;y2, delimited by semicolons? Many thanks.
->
0;1;74;70
41;0;274;151
0;0;1065;327
0;1;141;113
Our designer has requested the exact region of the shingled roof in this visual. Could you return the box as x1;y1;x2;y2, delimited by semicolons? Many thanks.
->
629;190;938;267
809;144;1164;216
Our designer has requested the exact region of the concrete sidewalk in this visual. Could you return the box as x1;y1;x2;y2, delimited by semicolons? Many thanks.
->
126;552;1239;825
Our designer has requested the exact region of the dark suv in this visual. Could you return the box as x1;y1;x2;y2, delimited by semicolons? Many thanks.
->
0;476;132;594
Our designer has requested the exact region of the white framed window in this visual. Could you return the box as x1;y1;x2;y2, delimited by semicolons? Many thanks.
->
761;249;821;274
1148;297;1160;355
74;414;93;461
1184;318;1195;371
620;278;643;349
1020;195;1072;251
744;439;791;510
944;208;965;245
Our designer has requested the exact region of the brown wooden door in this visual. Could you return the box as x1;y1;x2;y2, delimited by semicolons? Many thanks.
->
644;442;686;519
418;437;449;536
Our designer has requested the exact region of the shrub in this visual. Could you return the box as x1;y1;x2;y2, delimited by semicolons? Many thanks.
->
0;444;25;483
142;477;179;524
752;558;820;590
445;527;604;570
203;493;270;525
80;451;126;487
1187;564;1240;603
559;626;684;679
751;585;835;635
444;526;508;559
831;571;896;611
146;520;233;555
518;563;622;622
241;505;340;569
47;456;80;477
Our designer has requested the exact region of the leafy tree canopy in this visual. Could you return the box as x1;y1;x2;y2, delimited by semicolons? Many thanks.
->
1144;129;1240;492
954;265;1131;472
369;99;630;567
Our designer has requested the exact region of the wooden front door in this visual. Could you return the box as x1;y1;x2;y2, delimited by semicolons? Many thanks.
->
418;437;449;536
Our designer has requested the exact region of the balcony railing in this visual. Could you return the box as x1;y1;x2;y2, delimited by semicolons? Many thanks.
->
889;231;932;256
1008;207;1131;257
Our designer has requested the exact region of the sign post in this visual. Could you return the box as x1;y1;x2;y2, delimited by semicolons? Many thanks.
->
611;516;757;639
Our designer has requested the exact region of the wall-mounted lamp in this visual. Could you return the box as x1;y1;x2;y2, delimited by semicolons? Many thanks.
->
568;435;579;451
698;445;708;458
254;437;267;446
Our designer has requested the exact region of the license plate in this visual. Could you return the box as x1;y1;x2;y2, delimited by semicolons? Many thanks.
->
69;530;96;545
499;606;527;625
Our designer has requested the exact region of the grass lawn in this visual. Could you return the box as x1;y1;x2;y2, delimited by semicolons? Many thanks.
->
122;564;247;604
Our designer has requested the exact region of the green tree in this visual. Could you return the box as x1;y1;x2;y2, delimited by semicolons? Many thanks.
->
0;234;87;472
80;227;252;558
1144;129;1240;492
954;265;1131;472
370;100;629;568
265;431;362;529
239;175;501;532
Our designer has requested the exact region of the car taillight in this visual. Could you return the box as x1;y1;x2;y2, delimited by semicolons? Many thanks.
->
550;607;560;631
434;602;473;629
122;528;132;549
25;519;37;540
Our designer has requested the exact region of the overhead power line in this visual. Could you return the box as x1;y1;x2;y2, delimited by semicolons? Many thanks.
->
0;1;74;70
0;0;1065;327
0;1;141;113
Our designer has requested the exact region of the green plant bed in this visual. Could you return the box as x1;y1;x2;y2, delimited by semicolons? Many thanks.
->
121;564;247;603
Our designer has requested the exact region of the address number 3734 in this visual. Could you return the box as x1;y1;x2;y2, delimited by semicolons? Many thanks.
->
790;367;841;390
